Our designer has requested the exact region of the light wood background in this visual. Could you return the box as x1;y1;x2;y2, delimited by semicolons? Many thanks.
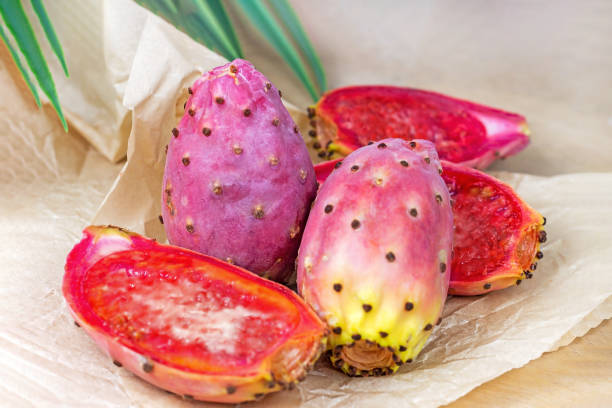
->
448;319;611;407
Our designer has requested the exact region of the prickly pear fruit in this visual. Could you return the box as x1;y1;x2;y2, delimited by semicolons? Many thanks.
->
63;226;327;403
162;59;316;282
298;139;453;376
314;159;546;296
309;86;530;168
441;161;545;295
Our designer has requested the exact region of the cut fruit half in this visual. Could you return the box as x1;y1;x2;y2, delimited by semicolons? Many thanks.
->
310;86;530;169
63;226;327;403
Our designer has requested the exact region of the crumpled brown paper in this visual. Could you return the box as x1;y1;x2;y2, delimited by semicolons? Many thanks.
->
1;1;611;407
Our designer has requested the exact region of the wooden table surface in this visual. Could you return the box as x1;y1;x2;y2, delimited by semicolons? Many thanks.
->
446;319;612;408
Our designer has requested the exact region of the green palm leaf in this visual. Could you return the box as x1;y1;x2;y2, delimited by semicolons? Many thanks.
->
0;23;41;107
136;0;324;101
268;0;326;93
1;0;326;134
207;0;242;57
30;0;69;76
192;0;241;58
159;0;178;14
134;0;241;60
235;0;319;101
0;0;67;130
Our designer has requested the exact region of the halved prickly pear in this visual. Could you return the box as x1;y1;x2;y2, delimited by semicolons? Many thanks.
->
299;139;454;376
63;226;327;403
314;159;546;296
309;86;530;168
162;59;316;282
441;161;545;295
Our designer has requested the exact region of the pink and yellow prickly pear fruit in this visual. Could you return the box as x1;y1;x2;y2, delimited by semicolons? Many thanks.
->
297;139;453;376
161;59;317;282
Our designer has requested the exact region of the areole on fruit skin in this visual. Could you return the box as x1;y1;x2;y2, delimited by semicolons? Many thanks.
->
308;86;530;169
314;157;546;296
298;139;454;376
162;59;316;282
62;226;327;404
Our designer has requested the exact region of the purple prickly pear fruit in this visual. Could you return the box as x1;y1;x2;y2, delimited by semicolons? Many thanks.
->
297;139;453;376
162;59;317;282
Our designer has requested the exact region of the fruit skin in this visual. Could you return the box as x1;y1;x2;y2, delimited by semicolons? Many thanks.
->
63;225;327;403
298;139;453;376
314;159;546;296
162;59;316;282
309;86;530;169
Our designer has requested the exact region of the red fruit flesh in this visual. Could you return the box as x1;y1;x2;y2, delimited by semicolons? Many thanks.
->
312;86;530;169
314;160;545;295
441;161;544;295
63;226;327;403
313;158;338;185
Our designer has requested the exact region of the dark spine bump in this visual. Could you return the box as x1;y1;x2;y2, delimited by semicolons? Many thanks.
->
142;361;154;373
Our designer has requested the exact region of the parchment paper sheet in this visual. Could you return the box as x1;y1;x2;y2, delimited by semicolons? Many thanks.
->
1;1;611;407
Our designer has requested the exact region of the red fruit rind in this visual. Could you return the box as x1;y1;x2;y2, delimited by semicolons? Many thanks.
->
314;160;546;296
63;226;327;403
310;86;530;169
